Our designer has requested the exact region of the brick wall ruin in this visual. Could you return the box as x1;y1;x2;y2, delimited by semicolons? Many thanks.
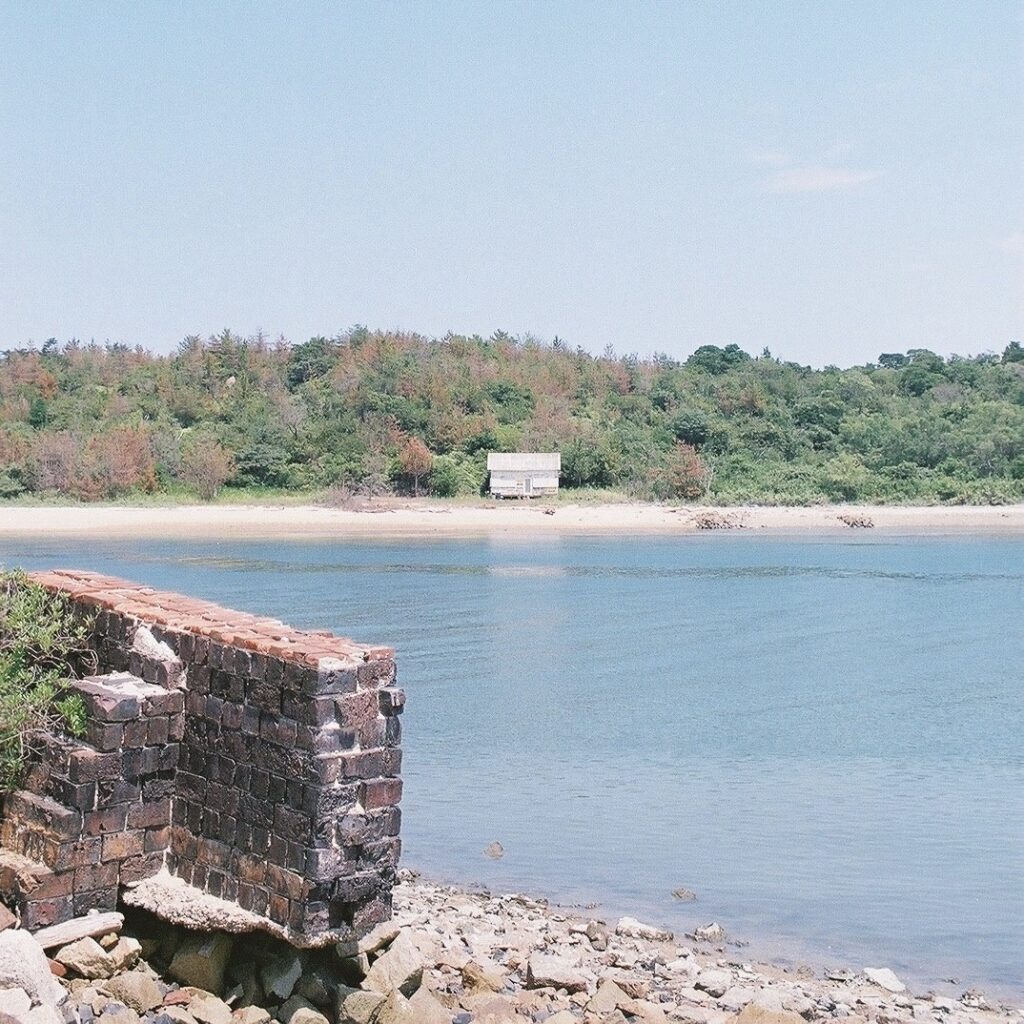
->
0;569;404;947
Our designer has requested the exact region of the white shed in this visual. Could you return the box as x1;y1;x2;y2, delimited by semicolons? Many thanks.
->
487;452;561;498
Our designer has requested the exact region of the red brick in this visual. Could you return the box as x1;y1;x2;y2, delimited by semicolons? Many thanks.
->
360;778;403;811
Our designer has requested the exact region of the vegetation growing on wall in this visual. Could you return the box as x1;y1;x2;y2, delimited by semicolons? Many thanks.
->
0;571;91;791
1;329;1022;505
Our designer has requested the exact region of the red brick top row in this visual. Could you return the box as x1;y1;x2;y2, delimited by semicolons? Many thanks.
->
29;569;394;670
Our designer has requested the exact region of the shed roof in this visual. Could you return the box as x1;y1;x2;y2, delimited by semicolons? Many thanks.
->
486;452;561;471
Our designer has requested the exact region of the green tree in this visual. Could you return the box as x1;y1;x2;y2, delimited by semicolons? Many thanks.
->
0;571;91;791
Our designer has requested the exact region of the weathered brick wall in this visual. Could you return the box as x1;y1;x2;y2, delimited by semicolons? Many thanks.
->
4;569;404;946
2;671;183;926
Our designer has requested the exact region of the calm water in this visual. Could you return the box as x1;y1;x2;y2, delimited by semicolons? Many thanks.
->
2;534;1021;994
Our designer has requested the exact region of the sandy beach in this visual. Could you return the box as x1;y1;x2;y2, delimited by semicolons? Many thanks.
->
0;500;1022;539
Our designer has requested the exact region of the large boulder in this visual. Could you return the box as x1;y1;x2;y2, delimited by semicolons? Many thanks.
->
0;991;31;1018
187;994;233;1024
727;1003;806;1024
54;938;115;980
232;1010;271;1024
461;961;506;994
366;993;411;1024
615;917;674;942
405;989;452;1024
336;987;384;1024
695;970;732;998
524;954;587;994
169;935;234;995
361;932;423;997
586;980;629;1015
261;955;303;1002
103;973;164;1014
863;968;905;994
0;932;65;1007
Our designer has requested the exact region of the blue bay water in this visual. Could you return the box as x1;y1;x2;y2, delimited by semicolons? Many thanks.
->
1;533;1021;994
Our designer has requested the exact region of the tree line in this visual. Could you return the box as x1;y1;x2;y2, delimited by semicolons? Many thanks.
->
1;328;1022;505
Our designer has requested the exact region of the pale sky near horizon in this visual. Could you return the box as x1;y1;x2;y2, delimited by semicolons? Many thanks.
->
1;1;1021;367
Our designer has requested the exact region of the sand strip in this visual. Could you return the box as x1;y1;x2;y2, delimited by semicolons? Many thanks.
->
1;501;1022;539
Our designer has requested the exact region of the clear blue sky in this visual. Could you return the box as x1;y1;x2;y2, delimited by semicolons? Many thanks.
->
1;1;1021;366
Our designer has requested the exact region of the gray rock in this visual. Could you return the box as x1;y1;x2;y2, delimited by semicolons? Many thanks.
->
587;980;629;1015
718;986;755;1011
361;932;423;997
747;991;786;1014
672;888;698;902
169;935;234;996
97;1006;140;1024
106;939;142;975
691;923;727;944
461;961;506;994
620;999;669;1024
483;842;504;860
695;970;732;999
960;989;988;1010
729;1003;808;1024
336;987;384;1024
274;997;315;1024
367;993;414;1024
224;963;262;1009
295;969;333;1010
261;955;303;1002
0;991;31;1019
524;954;588;994
102;975;163;1015
405;990;452;1024
55;939;115;980
863;968;905;994
187;995;232;1024
231;1010;271;1024
585;921;609;951
0;932;66;1007
155;1011;198;1024
616;917;674;942
356;923;400;957
132;626;178;665
283;1010;328;1024
25;1007;63;1024
456;996;522;1024
666;958;700;980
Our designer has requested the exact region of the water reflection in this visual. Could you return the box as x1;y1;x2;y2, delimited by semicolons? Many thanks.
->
1;534;1021;994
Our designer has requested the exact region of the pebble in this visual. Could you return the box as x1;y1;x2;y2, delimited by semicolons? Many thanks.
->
0;874;1017;1024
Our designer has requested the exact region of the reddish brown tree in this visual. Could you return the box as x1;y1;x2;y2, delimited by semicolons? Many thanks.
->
179;440;235;500
398;436;433;496
664;441;712;500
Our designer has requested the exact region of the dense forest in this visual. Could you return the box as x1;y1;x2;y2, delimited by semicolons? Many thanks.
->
1;328;1023;505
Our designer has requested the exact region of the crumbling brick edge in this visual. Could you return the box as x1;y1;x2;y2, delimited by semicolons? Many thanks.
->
0;569;404;948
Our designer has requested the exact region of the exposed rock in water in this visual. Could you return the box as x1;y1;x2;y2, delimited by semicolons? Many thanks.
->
483;842;505;860
692;921;728;943
864;967;906;993
615;916;674;942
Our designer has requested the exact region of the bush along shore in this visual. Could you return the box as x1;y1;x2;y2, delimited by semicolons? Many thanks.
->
0;871;1019;1024
3;331;1024;506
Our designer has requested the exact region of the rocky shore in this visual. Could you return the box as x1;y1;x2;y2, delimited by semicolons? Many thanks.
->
1;871;1019;1024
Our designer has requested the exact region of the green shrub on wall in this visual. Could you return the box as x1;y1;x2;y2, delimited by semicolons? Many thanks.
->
0;570;93;791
